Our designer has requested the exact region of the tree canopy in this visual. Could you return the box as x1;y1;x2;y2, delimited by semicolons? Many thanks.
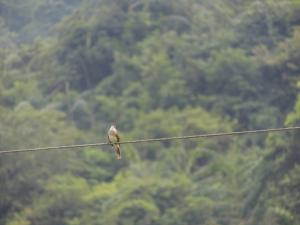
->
1;0;300;224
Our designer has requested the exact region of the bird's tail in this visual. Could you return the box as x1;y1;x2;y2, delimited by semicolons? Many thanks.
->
114;144;121;160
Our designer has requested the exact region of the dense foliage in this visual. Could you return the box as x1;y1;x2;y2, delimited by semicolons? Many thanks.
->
1;0;300;224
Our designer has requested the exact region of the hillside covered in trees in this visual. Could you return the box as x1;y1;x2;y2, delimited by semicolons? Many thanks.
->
1;0;300;224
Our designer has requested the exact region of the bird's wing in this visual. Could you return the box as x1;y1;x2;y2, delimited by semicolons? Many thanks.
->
116;133;120;143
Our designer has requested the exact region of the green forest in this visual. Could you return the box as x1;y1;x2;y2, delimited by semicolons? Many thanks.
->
1;0;300;224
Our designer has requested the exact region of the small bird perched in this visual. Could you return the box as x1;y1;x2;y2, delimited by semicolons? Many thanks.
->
107;125;121;160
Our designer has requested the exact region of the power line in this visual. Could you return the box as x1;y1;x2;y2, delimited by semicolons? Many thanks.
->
0;126;299;155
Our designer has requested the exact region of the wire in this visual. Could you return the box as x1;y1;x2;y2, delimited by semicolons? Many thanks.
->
0;126;299;155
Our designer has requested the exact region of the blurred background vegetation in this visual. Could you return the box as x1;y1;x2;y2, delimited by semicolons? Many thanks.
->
1;0;300;224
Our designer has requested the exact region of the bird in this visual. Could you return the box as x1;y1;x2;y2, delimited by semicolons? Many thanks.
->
107;125;121;160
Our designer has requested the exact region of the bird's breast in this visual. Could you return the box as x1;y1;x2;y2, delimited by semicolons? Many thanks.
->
108;134;118;143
